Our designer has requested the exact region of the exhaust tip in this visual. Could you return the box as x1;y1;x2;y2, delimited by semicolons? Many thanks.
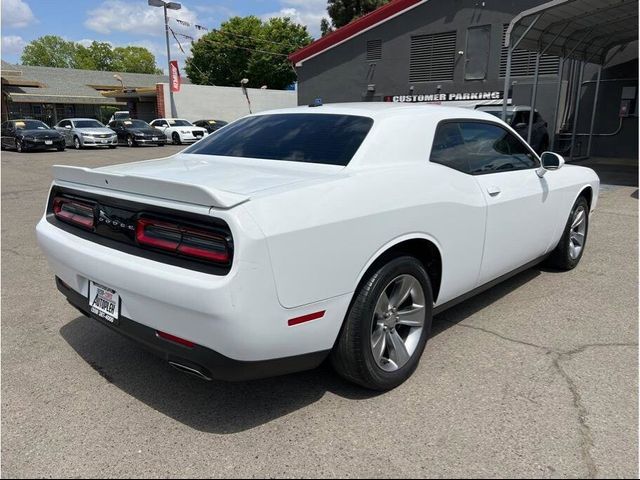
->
168;360;212;381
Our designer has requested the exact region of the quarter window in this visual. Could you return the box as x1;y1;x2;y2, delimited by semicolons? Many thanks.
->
430;121;539;174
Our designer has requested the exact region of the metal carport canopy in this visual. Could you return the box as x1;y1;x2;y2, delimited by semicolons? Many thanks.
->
506;0;638;64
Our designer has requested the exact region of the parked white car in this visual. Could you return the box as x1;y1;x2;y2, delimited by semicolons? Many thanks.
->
149;118;208;145
36;103;599;390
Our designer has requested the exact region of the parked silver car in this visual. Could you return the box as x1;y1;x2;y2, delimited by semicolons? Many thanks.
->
54;118;118;149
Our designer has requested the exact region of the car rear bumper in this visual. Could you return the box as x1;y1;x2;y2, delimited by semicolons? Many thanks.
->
36;213;350;365
57;277;329;381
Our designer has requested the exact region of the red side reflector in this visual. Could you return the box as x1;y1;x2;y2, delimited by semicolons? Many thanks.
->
53;197;95;230
288;310;325;327
156;330;195;348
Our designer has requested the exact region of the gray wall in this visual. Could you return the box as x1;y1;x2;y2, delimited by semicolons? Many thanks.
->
162;83;297;122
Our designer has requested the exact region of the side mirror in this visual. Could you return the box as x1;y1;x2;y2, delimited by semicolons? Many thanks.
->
65;125;71;129
537;151;565;177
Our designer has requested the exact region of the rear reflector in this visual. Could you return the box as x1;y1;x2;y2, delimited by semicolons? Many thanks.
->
136;217;230;264
53;197;95;230
288;310;325;327
156;330;195;348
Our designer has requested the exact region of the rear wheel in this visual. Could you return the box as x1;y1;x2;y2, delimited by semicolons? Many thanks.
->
545;196;589;270
172;132;181;145
331;255;433;390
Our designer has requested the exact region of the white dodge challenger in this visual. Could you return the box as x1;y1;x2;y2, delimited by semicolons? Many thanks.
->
36;103;599;390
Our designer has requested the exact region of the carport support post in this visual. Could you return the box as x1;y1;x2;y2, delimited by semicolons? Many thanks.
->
586;65;602;158
527;52;541;144
502;15;540;122
569;62;585;161
551;58;565;151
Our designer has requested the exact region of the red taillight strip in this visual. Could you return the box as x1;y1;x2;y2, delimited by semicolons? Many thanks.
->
53;197;95;229
156;330;195;348
288;310;325;327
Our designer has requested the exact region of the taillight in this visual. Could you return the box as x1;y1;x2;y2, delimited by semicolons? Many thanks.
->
53;197;95;230
136;217;230;264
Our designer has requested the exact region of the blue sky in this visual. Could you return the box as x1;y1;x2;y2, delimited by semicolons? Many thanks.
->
1;0;327;71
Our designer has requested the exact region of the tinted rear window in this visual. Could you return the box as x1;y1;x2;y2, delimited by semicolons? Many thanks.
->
185;113;374;166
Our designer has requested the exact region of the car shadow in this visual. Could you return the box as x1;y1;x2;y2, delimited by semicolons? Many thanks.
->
59;266;543;434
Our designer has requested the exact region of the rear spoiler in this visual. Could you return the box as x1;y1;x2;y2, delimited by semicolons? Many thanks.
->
52;165;250;210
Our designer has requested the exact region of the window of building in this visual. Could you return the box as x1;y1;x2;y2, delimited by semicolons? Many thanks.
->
409;31;457;82
500;24;559;77
430;121;538;174
366;39;382;61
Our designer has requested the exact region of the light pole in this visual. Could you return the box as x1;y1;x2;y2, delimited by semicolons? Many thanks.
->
148;0;181;117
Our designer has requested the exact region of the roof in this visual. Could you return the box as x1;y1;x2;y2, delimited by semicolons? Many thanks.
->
289;0;426;65
507;0;638;64
248;102;500;122
2;62;170;105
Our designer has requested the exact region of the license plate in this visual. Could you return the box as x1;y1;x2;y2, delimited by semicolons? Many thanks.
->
101;140;108;143
45;140;53;145
89;281;119;323
152;137;158;141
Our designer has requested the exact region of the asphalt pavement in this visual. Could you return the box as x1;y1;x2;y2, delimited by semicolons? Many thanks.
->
1;145;637;478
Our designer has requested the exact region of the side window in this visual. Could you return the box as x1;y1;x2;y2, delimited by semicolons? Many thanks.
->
430;121;538;174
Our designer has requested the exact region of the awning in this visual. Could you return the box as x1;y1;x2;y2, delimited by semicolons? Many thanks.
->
506;0;638;64
5;92;124;105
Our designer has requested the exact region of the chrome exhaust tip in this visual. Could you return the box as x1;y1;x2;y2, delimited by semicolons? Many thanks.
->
168;361;212;381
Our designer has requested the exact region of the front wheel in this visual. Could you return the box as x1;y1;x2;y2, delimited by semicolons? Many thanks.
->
127;135;136;147
172;132;181;145
331;255;433;390
73;136;81;150
545;196;590;270
15;139;23;153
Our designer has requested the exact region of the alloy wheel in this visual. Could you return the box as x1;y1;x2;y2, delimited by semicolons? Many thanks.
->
569;206;587;260
370;274;426;372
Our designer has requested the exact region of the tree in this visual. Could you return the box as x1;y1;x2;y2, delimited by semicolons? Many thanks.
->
320;18;333;36
21;35;78;68
113;46;163;74
186;16;312;89
326;0;390;29
20;36;162;74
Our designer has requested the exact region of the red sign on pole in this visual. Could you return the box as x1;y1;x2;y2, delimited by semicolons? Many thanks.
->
169;60;181;93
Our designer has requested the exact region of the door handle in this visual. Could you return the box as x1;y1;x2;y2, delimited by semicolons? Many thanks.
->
487;186;501;196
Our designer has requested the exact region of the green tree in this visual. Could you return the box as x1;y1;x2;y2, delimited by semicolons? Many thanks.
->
21;35;78;68
113;46;162;74
186;15;312;89
326;0;389;29
320;18;333;36
20;36;162;74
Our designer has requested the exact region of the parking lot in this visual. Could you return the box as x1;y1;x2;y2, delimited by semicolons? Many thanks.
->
1;146;637;478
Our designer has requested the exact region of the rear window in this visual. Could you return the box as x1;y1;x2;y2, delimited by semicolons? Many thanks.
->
185;113;374;166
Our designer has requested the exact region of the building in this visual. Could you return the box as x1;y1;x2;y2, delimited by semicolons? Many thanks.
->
289;0;638;159
1;61;172;124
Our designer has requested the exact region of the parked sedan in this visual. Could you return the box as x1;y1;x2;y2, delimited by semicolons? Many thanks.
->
108;119;167;147
149;118;208;145
37;104;599;390
1;119;65;152
55;118;117;149
192;119;228;134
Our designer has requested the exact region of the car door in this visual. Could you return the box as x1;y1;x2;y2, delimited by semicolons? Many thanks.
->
57;120;72;145
457;121;564;284
1;122;10;148
2;122;16;148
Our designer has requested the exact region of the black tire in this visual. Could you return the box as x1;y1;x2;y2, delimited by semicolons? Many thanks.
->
545;195;590;270
331;255;433;391
157;143;165;147
108;145;116;149
57;147;65;151
73;136;82;150
127;135;136;147
15;139;23;153
172;132;181;145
